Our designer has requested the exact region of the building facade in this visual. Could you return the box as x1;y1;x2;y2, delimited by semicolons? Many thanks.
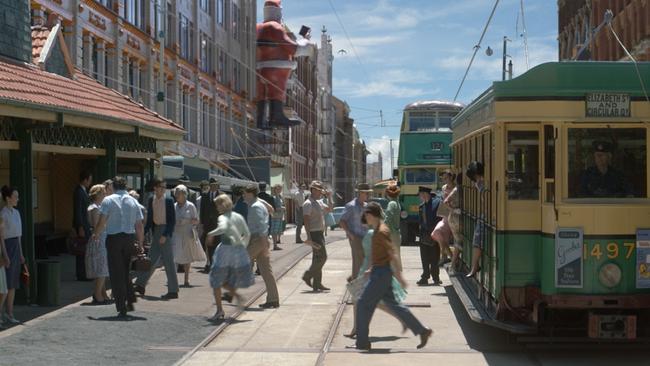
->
333;96;353;205
558;0;650;61
30;0;258;183
367;152;382;185
1;0;184;301
316;27;335;189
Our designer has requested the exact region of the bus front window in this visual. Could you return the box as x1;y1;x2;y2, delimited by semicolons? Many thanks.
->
404;168;437;185
568;128;646;198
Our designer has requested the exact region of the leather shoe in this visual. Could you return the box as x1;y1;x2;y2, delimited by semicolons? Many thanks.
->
417;327;433;349
161;292;178;300
134;285;146;296
316;285;330;291
432;279;443;286
416;279;428;286
117;310;128;318
259;301;279;309
302;273;312;288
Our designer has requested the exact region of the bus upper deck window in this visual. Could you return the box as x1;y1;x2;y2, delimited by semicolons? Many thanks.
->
568;128;646;199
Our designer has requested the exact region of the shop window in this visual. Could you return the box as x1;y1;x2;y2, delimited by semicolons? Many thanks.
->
568;128;646;198
506;130;539;200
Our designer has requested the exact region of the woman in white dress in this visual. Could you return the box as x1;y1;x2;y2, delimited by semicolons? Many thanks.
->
86;184;110;304
172;185;201;287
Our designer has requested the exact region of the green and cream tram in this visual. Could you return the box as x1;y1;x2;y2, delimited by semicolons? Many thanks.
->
451;61;650;339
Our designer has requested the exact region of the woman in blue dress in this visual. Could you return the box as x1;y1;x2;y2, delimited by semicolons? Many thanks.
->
345;205;407;338
0;186;24;325
206;194;255;322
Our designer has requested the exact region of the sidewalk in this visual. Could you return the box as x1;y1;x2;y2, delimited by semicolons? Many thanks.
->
0;226;324;366
181;236;526;366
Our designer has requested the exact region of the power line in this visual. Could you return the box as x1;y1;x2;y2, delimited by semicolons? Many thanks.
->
326;0;373;83
453;0;500;102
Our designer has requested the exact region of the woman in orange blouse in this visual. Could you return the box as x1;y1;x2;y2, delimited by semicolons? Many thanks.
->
352;202;433;351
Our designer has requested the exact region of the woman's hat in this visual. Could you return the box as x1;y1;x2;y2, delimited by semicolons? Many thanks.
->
209;177;219;185
592;140;613;153
355;183;373;192
418;186;432;194
385;182;400;197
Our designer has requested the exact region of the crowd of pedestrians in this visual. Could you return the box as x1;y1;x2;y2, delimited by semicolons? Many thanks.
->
0;162;487;350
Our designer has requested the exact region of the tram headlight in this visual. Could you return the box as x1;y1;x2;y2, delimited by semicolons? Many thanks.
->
598;263;622;288
400;211;408;219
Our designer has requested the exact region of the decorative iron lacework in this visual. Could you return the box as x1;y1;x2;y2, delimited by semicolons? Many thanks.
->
0;118;17;141
31;125;105;149
116;135;157;154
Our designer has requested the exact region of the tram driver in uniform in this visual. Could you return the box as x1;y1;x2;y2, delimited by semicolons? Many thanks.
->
578;141;632;198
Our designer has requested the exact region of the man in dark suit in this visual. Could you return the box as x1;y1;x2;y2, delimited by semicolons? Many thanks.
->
134;177;178;299
73;170;93;281
200;178;221;272
417;186;442;286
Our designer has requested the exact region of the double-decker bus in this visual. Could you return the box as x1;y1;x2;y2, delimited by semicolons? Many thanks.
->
396;100;464;244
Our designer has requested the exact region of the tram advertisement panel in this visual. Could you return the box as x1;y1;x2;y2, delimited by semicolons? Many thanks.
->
636;229;650;289
555;228;584;288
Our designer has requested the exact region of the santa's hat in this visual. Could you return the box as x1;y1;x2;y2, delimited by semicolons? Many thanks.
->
264;0;282;22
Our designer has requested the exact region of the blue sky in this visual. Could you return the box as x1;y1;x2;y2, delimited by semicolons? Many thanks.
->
257;0;559;178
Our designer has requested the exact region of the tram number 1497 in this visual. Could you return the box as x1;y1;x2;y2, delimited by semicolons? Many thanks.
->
583;243;635;260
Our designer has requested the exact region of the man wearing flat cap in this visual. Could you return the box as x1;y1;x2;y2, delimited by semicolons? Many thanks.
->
417;186;442;286
340;183;372;279
578;140;632;198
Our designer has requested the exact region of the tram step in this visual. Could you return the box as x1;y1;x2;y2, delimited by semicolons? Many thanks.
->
448;272;536;335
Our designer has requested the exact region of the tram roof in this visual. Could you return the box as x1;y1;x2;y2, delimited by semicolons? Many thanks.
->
452;61;650;128
404;100;465;111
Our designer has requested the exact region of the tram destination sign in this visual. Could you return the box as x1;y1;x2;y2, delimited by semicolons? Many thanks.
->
555;228;583;288
585;93;630;118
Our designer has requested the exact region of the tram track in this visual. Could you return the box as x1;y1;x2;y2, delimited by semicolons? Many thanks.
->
173;243;314;366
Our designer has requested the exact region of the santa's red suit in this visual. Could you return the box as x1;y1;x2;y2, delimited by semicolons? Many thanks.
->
256;0;313;129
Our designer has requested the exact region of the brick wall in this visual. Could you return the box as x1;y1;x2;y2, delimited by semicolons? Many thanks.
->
0;0;31;63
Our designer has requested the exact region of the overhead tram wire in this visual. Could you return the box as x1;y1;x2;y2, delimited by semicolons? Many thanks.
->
326;0;372;83
453;0;500;102
607;17;650;104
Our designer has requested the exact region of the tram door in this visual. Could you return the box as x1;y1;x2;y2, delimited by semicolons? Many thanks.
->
504;125;542;252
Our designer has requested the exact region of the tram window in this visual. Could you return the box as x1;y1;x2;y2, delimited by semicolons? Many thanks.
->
404;168;437;184
568;128;646;198
506;131;539;200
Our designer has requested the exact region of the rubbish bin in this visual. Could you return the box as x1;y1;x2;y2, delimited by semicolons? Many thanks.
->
37;260;60;306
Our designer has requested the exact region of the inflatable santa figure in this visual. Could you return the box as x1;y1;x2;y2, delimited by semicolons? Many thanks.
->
256;0;315;129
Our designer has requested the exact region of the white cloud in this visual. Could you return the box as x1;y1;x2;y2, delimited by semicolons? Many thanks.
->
335;78;433;98
366;136;400;179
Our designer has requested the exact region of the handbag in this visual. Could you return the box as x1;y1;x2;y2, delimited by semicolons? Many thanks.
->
20;264;30;286
131;254;152;272
189;227;207;262
346;272;369;303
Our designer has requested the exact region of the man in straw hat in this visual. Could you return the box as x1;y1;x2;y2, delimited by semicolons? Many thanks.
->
301;181;333;291
339;183;372;280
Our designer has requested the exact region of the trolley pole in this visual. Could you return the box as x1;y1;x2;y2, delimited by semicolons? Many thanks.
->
502;36;508;81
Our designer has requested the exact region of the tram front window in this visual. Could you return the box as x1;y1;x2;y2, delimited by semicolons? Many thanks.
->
568;128;646;198
404;168;437;185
